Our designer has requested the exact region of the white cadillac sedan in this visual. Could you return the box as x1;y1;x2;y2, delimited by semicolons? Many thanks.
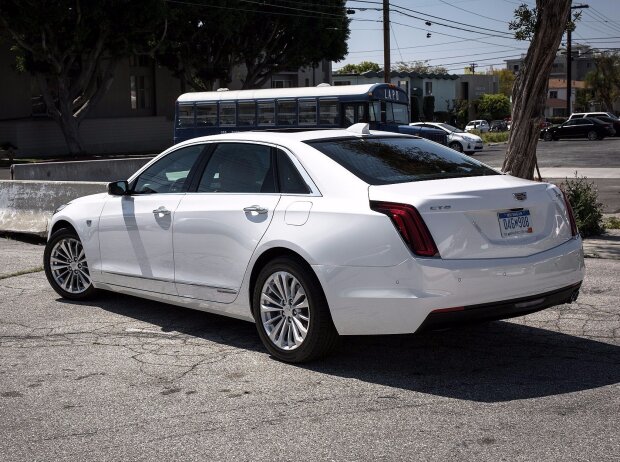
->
44;124;585;362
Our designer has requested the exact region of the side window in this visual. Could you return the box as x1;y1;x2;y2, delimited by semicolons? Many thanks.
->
197;143;276;193
220;102;236;126
277;150;310;194
133;145;204;194
196;102;217;126
177;104;194;127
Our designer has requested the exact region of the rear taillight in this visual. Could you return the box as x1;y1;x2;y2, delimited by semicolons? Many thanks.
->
561;190;579;237
370;201;439;257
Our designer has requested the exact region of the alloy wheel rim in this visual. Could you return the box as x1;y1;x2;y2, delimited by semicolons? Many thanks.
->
260;271;310;351
50;237;91;294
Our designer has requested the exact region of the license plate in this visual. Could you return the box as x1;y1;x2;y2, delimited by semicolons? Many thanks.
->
498;210;533;238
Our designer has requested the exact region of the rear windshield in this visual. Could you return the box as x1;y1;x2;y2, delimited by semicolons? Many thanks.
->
305;136;499;185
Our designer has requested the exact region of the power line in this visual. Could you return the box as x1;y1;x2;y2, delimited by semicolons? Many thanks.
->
437;0;508;25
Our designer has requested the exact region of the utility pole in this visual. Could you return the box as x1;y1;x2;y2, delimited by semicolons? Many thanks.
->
469;63;477;74
383;0;390;83
567;4;589;115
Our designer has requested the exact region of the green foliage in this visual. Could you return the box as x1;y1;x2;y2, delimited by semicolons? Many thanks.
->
162;0;350;90
489;69;516;97
481;132;509;143
393;60;448;75
509;3;580;41
411;96;421;122
422;95;435;121
560;175;606;238
605;216;620;229
477;94;511;119
585;52;620;112
335;61;380;75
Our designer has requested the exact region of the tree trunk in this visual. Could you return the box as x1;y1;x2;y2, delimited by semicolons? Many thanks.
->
502;0;572;180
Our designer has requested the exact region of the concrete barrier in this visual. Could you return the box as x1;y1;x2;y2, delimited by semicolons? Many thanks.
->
0;180;107;236
12;157;154;181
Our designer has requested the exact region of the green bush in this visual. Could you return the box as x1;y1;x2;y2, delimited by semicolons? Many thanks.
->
560;174;605;238
481;132;509;143
605;216;620;229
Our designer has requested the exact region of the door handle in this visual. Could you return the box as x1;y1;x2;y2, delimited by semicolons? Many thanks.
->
243;205;268;214
153;207;171;216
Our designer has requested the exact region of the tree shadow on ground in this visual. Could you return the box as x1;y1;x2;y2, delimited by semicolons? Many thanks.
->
63;291;620;403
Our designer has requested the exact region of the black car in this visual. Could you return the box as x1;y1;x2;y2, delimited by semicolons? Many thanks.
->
541;117;615;141
590;116;620;137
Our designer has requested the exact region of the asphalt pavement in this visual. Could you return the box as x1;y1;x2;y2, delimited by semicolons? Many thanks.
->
0;238;618;461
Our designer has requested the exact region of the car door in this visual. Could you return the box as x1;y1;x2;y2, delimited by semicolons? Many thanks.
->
558;120;577;138
172;142;281;303
577;118;594;137
98;144;204;294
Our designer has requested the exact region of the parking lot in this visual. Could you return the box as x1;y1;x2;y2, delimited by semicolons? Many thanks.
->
1;237;619;461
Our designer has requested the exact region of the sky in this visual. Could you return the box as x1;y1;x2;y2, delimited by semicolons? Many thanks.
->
337;0;620;74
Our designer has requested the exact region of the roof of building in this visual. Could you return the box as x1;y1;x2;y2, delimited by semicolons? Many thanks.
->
549;79;586;89
334;70;459;80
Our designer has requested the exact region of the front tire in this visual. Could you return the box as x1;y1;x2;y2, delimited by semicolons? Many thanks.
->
449;141;463;153
44;228;96;300
587;130;599;141
543;131;553;141
252;257;338;363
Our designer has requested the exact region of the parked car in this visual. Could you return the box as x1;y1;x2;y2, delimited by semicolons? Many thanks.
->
590;115;620;137
490;120;508;132
465;120;490;133
541;117;615;141
410;122;483;154
568;112;618;121
44;124;584;363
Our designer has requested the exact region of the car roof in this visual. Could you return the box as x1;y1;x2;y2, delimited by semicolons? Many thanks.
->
171;127;413;150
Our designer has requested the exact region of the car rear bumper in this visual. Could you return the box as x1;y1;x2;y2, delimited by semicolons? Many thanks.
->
313;236;584;335
417;281;581;331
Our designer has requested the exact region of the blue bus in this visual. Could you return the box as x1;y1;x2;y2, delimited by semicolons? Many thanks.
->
174;83;446;144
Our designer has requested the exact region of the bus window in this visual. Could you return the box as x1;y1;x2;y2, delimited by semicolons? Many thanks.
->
277;100;296;125
369;102;380;122
177;104;195;127
220;102;236;126
319;99;338;125
238;101;256;126
386;102;409;124
196;102;217;126
343;104;355;127
258;101;275;126
298;99;317;126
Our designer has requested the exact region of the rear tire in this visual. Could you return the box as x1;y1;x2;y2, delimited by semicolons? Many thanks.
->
449;141;463;153
44;228;96;300
252;257;338;363
587;130;599;141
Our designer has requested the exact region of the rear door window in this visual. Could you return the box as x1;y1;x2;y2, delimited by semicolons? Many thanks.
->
305;137;498;185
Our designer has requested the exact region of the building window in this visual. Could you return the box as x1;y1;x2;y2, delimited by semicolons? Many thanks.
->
549;90;558;99
398;80;409;93
513;64;519;72
425;81;432;95
272;80;293;88
305;78;310;87
130;75;151;110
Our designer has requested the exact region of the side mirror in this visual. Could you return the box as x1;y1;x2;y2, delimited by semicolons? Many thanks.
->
108;180;129;196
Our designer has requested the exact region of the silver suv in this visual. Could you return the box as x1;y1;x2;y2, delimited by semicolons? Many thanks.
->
568;112;618;120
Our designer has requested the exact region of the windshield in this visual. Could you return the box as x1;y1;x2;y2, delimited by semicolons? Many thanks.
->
438;123;464;133
305;136;498;185
385;102;409;125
